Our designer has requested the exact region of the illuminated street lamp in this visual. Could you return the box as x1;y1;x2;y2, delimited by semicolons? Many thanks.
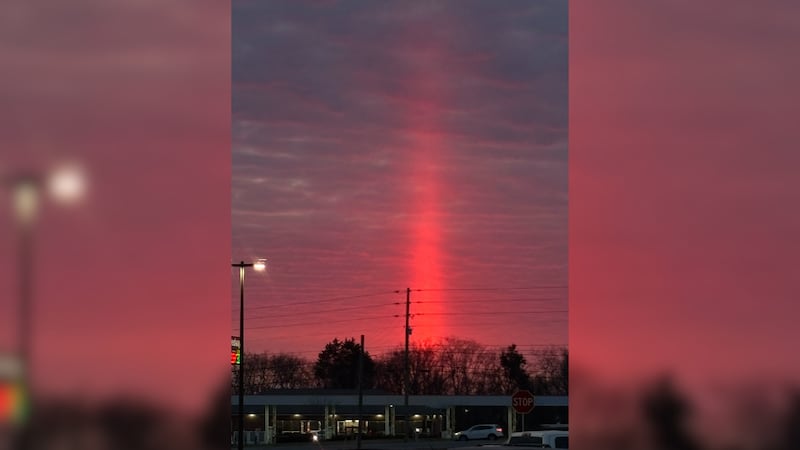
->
253;259;266;272
231;259;265;450
6;164;87;381
46;163;87;206
10;163;87;223
3;163;87;449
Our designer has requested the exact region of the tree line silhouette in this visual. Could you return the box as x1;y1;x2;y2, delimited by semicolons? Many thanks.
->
231;336;568;395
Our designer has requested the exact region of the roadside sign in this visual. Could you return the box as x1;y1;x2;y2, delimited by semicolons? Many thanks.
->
0;381;27;424
0;354;27;425
511;389;535;414
231;336;241;365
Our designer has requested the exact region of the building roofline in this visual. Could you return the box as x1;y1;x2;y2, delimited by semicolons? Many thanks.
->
232;393;568;408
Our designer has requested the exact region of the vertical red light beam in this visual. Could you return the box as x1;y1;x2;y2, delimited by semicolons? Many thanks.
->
402;32;452;341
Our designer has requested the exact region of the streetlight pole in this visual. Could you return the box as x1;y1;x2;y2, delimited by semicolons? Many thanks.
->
12;176;39;388
231;260;265;450
10;175;40;450
3;165;86;450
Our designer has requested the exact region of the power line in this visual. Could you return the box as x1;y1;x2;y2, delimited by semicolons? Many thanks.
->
416;286;567;292
245;314;398;330
242;339;568;352
237;298;566;322
239;301;565;322
244;324;402;341
240;342;568;361
242;324;566;349
412;317;567;326
229;346;568;360
236;290;399;311
240;301;401;322
234;288;566;309
411;321;567;329
415;297;564;304
417;310;567;316
234;286;567;359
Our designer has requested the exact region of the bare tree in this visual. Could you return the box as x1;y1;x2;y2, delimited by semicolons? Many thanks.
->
374;348;405;394
228;339;566;396
232;352;271;394
270;353;313;389
436;337;498;394
530;347;568;395
411;341;448;394
473;351;504;394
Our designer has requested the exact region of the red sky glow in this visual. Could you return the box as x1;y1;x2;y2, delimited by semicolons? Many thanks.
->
232;0;568;360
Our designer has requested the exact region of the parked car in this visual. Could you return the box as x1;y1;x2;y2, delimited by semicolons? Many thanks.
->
505;430;568;449
453;424;504;441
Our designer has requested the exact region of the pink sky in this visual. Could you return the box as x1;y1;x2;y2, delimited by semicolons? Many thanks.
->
570;0;800;388
0;0;231;414
231;1;568;360
1;0;798;424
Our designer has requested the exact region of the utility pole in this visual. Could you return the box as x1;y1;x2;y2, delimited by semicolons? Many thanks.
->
403;287;411;442
236;263;247;450
14;177;37;450
357;334;365;450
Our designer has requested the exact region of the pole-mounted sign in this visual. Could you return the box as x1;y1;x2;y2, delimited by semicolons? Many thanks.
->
511;389;535;433
0;353;26;425
511;389;535;414
231;336;241;365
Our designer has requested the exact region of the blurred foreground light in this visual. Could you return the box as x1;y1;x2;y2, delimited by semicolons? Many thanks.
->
0;380;28;425
13;180;40;225
253;259;267;272
0;354;26;425
0;354;23;379
48;163;87;205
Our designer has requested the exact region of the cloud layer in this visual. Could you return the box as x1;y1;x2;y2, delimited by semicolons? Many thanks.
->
232;0;568;355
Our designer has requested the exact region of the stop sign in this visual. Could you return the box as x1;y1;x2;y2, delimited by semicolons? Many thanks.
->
511;390;535;414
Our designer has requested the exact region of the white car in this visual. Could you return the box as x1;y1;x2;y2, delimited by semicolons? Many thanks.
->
505;430;568;449
453;424;504;441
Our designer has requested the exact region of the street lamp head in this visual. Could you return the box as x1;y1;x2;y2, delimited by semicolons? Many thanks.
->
253;259;267;272
13;180;40;225
48;163;87;205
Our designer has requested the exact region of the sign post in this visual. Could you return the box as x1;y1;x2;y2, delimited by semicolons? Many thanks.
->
511;390;535;432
